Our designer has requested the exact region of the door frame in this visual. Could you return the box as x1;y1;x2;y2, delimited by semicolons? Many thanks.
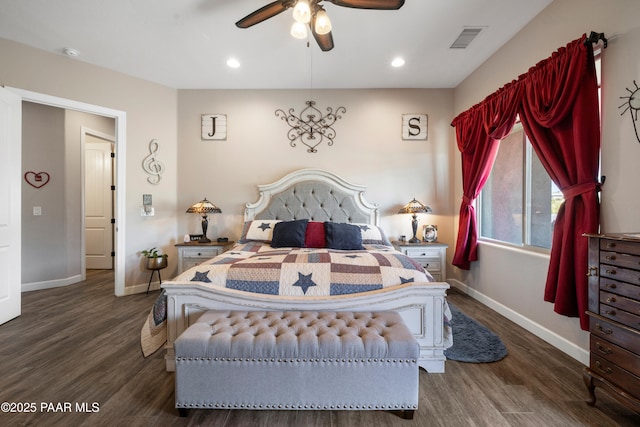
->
82;127;116;272
6;87;127;296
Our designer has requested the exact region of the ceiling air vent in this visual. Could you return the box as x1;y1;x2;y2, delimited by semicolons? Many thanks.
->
450;28;483;49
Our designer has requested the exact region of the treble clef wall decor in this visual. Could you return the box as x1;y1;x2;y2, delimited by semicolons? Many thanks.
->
142;139;165;185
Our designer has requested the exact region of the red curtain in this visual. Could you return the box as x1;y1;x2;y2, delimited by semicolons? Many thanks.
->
518;37;601;329
451;84;521;269
451;35;601;329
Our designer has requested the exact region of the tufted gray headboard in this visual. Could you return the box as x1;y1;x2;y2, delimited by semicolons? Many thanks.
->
244;169;379;225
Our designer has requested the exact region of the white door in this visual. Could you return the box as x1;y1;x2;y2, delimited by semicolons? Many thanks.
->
0;88;22;325
85;136;114;269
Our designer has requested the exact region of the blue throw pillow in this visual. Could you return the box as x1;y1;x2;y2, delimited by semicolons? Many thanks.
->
324;222;363;250
271;219;309;248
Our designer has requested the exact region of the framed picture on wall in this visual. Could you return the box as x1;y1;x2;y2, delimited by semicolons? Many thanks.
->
201;114;227;140
402;114;427;140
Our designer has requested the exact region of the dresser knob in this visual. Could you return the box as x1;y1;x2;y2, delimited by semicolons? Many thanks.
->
595;360;613;374
595;323;613;334
605;255;616;261
605;269;616;275
605;309;616;316
605;297;616;303
595;342;613;354
604;283;616;289
606;242;616;249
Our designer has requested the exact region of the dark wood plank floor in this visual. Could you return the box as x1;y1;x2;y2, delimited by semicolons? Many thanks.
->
1;270;638;426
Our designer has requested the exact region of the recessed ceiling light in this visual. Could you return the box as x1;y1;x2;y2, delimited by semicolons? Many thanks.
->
226;58;240;68
391;57;405;68
63;47;80;57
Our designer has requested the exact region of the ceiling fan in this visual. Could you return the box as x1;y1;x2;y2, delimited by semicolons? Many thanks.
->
235;0;405;52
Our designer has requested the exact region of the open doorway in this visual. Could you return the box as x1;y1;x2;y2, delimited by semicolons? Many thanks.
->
7;86;127;296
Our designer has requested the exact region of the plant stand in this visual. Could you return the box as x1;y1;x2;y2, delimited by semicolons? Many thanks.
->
145;257;168;294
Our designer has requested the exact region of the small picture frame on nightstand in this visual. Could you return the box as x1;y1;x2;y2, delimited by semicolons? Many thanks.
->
423;225;438;242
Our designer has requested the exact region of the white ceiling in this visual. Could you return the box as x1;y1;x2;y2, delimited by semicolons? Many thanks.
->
0;0;553;89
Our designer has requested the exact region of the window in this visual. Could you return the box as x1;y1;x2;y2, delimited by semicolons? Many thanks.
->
479;54;601;251
479;122;559;250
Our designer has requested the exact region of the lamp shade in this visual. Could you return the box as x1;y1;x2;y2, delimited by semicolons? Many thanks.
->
186;198;221;243
398;198;431;243
186;198;221;214
398;198;432;215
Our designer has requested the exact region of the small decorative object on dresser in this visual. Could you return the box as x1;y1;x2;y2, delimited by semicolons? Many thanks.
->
584;233;640;412
175;241;233;275
393;240;448;282
423;224;438;242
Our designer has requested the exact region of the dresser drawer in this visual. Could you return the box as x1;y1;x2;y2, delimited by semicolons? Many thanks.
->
590;314;640;354
600;289;640;315
591;336;640;378
404;247;442;259
590;353;640;397
600;302;640;329
414;259;441;272
600;251;640;270
600;264;640;286
181;247;222;259
600;277;640;300
601;239;640;256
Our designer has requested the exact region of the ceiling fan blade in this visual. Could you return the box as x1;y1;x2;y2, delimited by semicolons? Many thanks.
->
310;26;334;52
236;1;291;28
325;0;404;9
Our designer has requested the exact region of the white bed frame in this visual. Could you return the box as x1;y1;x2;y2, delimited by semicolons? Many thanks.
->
162;169;449;372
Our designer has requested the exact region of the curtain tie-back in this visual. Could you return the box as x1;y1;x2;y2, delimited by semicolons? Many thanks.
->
462;195;475;206
560;182;598;200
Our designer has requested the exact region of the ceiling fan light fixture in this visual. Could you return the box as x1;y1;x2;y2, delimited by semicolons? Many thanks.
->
293;0;311;24
291;21;308;39
314;9;332;35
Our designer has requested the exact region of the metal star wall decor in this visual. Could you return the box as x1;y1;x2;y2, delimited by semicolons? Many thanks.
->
619;80;640;144
275;101;346;153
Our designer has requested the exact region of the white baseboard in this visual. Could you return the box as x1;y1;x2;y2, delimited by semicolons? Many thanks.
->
448;279;589;366
22;275;83;292
124;281;162;295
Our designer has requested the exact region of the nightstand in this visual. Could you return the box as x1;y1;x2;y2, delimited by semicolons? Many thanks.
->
175;241;234;275
392;241;448;281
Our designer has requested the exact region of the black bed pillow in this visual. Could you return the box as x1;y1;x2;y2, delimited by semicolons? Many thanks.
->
271;219;309;248
324;222;364;250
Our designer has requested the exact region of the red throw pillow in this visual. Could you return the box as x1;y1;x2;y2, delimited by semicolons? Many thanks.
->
304;221;326;248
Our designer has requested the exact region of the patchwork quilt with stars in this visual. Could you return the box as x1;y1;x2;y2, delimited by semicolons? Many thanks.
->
172;242;433;297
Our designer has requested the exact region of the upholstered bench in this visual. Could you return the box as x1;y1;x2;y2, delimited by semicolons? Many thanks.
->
174;310;419;419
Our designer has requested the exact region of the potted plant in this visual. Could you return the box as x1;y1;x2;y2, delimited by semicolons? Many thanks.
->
140;247;168;270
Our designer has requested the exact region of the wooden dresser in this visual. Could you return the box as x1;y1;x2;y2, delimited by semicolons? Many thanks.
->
584;233;640;412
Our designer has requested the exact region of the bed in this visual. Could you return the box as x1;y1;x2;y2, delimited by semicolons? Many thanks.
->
151;169;451;373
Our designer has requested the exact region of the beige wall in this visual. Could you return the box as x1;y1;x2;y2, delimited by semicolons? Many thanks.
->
2;37;456;293
176;89;455;247
0;37;178;291
21;102;66;282
451;0;640;363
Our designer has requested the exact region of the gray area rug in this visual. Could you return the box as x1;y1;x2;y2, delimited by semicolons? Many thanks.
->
444;303;508;363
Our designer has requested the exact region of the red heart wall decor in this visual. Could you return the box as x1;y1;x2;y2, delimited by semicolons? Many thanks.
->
24;171;50;189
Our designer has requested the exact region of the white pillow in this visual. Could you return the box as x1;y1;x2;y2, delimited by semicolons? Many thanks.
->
238;220;282;243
